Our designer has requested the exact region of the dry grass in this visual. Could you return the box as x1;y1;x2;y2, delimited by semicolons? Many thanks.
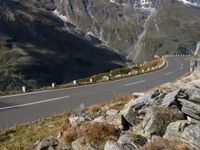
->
88;105;101;113
0;112;71;150
62;122;120;147
143;137;190;150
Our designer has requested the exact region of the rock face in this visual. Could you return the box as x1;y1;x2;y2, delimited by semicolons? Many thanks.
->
178;99;200;120
45;0;200;62
142;107;184;136
119;79;200;149
164;120;200;148
104;134;147;150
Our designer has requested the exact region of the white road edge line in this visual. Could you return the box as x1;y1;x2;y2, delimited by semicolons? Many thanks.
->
0;95;70;111
124;80;146;87
165;71;174;76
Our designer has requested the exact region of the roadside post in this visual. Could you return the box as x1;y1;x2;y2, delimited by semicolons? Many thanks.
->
22;86;26;93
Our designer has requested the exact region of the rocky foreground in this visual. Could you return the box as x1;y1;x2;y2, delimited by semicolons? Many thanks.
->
30;64;200;150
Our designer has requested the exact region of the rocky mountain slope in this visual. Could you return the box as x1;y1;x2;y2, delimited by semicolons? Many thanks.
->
36;0;200;62
0;0;124;92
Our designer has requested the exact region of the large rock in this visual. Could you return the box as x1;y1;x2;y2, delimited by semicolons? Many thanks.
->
160;90;180;107
181;124;200;148
120;94;151;129
104;134;146;150
164;120;189;139
120;91;165;129
35;136;58;150
184;88;200;103
164;121;200;148
142;107;184;136
84;143;97;150
71;137;85;150
178;99;200;120
104;140;122;150
106;109;119;117
118;134;147;149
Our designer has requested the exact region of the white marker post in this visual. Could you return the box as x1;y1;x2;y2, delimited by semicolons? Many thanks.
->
73;80;77;85
90;78;93;83
22;86;26;93
52;83;55;88
106;76;109;81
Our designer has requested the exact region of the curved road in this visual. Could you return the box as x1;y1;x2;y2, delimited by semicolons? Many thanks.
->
0;56;190;128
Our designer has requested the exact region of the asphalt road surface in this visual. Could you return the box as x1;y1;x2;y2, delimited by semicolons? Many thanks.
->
0;56;190;128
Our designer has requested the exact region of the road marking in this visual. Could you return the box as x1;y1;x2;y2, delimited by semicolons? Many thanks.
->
165;71;174;76
0;58;169;100
124;80;146;87
0;96;70;111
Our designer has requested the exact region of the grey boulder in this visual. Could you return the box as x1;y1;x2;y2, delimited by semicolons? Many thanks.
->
178;99;200;120
142;107;184;136
35;136;58;150
164;120;200;149
104;140;122;150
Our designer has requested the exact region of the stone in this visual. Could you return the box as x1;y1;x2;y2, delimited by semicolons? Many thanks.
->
191;79;200;88
164;121;200;148
160;90;180;107
174;81;195;89
184;88;200;103
84;143;96;150
104;140;121;150
178;99;200;120
164;120;189;139
69;116;85;125
121;109;140;130
92;116;106;123
151;90;161;99
74;103;86;116
106;109;118;117
118;134;147;148
142;107;184;136
181;124;200;148
36;136;58;150
71;137;85;150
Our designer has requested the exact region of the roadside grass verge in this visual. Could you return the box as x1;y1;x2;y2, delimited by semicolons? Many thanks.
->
0;113;71;150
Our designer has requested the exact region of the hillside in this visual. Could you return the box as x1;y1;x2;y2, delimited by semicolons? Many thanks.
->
0;0;124;92
38;0;200;62
1;0;200;91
